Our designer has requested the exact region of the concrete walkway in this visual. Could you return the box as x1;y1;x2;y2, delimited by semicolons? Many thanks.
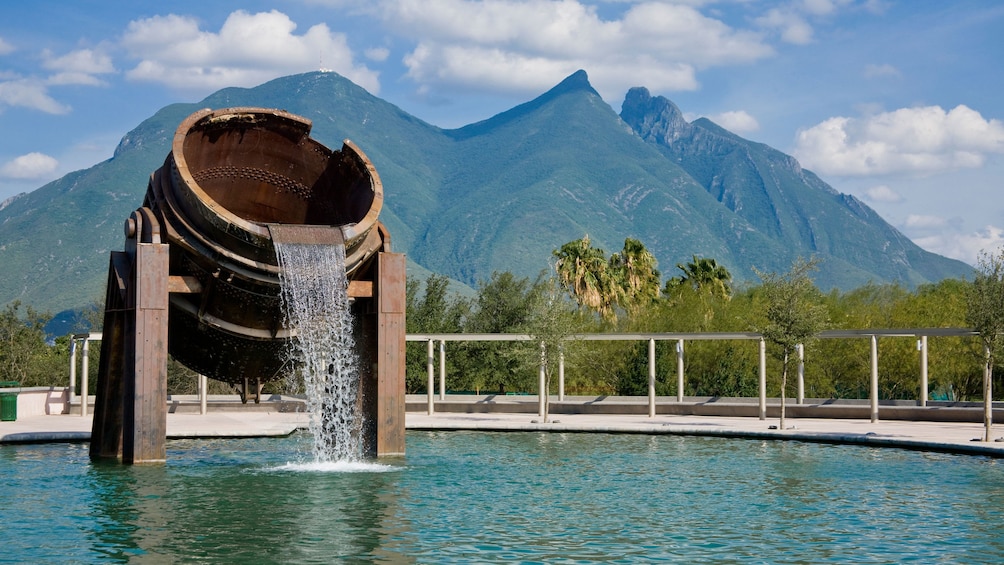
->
408;411;1004;457
3;409;1004;458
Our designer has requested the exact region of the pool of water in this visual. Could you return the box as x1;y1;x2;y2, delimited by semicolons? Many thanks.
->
2;431;1002;563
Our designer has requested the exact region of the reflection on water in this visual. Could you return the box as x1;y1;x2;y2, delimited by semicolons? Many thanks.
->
2;432;1003;563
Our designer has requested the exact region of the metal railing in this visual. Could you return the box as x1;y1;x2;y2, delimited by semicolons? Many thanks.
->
407;328;980;420
70;328;981;421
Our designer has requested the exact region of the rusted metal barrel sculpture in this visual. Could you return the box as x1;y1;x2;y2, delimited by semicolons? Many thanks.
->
143;107;386;388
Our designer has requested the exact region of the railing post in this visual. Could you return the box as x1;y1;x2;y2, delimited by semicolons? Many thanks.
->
81;338;91;417
438;340;446;400
870;335;879;423
69;338;78;405
676;339;685;403
648;338;656;418
538;342;546;418
199;374;207;415
796;343;805;405
558;350;565;402
985;345;993;442
758;338;766;420
919;336;928;407
426;339;434;415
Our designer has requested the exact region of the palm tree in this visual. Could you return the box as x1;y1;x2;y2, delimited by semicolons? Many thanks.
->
609;238;661;313
553;236;616;319
668;255;732;300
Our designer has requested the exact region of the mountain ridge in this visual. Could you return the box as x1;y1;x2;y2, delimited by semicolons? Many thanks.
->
0;70;972;314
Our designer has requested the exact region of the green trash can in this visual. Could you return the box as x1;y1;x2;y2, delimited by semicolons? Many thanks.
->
0;381;19;422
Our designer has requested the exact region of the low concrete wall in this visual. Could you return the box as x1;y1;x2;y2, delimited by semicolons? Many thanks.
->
10;387;70;417
65;394;308;415
406;394;1004;423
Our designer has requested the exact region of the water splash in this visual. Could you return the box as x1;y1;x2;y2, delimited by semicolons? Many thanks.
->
269;461;399;473
274;241;362;462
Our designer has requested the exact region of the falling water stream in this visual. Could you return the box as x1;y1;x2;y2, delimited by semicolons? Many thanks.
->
274;240;362;462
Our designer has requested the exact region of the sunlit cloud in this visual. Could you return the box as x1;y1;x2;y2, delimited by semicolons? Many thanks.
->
121;10;380;94
0;152;59;179
862;184;902;203
377;0;773;100
707;110;760;133
910;224;1004;267
0;78;71;114
793;104;1004;176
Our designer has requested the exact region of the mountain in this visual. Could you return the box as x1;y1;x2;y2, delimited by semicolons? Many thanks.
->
619;87;968;288
0;70;972;315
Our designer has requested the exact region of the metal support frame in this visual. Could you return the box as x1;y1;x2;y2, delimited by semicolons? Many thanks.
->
373;251;406;456
90;208;170;464
90;208;407;463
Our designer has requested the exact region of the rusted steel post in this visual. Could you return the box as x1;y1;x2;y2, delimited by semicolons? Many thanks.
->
375;252;406;456
91;209;169;464
123;240;169;464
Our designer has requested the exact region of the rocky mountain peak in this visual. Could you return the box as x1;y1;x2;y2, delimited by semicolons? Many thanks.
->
620;87;692;145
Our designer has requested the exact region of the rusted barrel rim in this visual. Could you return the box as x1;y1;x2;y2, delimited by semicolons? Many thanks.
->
170;107;384;253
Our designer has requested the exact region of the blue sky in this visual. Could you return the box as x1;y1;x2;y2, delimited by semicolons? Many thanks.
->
1;0;1002;266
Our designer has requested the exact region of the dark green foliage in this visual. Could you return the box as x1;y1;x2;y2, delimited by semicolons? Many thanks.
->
460;272;544;394
0;301;66;387
404;274;471;393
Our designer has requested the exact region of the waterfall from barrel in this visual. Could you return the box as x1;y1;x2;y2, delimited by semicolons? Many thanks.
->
274;240;362;462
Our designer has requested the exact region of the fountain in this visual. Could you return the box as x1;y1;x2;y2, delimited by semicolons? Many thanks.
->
89;107;405;464
274;237;363;462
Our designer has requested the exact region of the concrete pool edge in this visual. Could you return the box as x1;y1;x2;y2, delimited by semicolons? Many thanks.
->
4;408;1004;458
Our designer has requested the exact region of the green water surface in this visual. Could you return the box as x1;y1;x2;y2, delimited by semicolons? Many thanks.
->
1;431;1002;563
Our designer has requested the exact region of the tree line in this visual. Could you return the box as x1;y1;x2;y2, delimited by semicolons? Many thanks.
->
2;235;1002;410
407;236;1004;407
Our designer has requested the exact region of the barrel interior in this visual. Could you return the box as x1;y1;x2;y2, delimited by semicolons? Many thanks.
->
182;114;375;228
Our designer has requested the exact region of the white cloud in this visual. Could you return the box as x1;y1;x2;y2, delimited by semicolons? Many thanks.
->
755;8;813;44
1;152;59;179
707;110;760;133
365;47;390;62
380;0;773;99
42;48;115;76
0;36;13;55
0;78;71;114
121;10;380;94
904;214;948;229
862;184;902;203
911;225;1004;267
793;105;1004;176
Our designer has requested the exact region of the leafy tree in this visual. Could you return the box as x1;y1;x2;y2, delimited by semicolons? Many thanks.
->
664;255;733;329
463;272;544;394
966;248;1004;441
522;277;578;422
554;236;661;323
666;255;733;299
404;275;471;393
553;235;617;320
0;301;75;390
609;238;661;315
755;258;829;429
